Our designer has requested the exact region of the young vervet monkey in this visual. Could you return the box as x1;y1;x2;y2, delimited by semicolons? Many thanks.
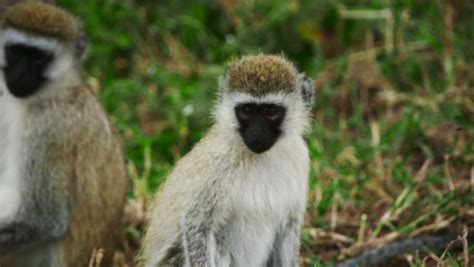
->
142;55;314;267
0;2;128;266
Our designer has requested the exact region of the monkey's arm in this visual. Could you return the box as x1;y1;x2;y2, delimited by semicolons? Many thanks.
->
0;143;72;252
181;184;229;267
0;194;71;253
267;216;303;267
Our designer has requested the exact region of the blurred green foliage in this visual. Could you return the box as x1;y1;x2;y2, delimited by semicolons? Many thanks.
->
58;0;473;265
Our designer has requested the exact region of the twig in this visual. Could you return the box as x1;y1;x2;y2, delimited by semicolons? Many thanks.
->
443;155;455;191
470;166;473;190
339;231;400;259
88;248;105;267
409;217;454;237
461;226;469;267
357;214;368;244
339;9;391;20
307;228;355;244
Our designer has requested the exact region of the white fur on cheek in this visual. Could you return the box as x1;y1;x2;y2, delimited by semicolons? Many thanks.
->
0;78;24;224
44;52;75;80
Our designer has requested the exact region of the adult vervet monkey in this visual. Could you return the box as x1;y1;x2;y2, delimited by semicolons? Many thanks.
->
0;2;127;266
142;55;314;267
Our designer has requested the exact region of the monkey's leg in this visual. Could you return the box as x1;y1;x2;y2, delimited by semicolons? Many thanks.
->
267;216;302;267
0;144;72;253
210;228;231;266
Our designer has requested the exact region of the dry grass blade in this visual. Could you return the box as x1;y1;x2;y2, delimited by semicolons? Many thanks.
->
339;8;392;20
443;155;455;191
427;252;444;266
339;231;400;260
357;214;368;244
434;227;468;266
471;166;473;189
308;228;355;244
414;159;432;184
330;197;339;230
88;248;105;267
409;217;453;237
461;225;469;267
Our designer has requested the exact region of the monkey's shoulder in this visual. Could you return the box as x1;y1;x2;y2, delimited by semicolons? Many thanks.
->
166;129;231;179
149;130;233;216
27;87;111;136
10;87;122;175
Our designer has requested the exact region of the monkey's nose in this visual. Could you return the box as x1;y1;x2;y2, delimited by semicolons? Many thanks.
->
242;134;275;154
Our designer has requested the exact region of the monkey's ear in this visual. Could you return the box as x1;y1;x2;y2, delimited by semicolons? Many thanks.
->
299;74;314;109
75;34;88;61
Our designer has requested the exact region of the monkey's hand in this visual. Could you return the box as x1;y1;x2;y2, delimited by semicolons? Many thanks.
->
0;223;37;253
0;218;68;254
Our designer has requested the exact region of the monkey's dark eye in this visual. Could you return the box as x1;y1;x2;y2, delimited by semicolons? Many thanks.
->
5;44;53;67
237;105;254;120
264;106;279;120
263;106;285;121
33;56;51;66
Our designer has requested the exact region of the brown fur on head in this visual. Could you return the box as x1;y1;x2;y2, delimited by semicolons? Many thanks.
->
225;54;299;96
2;1;79;41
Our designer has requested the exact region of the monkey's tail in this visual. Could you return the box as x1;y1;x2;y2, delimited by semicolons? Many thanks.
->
337;233;470;267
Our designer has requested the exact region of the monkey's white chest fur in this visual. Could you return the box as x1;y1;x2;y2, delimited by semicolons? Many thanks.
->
225;137;309;267
0;85;24;225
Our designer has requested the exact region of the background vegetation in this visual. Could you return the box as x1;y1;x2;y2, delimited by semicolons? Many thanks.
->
58;0;473;266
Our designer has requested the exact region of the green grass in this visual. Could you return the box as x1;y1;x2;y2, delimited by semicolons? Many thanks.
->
58;0;474;266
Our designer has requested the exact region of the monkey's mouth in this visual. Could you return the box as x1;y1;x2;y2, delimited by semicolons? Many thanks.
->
4;67;47;98
241;133;279;154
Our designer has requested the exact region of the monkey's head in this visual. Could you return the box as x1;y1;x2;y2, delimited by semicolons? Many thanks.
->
215;55;314;154
0;2;86;98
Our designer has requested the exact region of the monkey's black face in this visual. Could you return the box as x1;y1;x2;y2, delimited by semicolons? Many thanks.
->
235;103;286;154
3;44;53;98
